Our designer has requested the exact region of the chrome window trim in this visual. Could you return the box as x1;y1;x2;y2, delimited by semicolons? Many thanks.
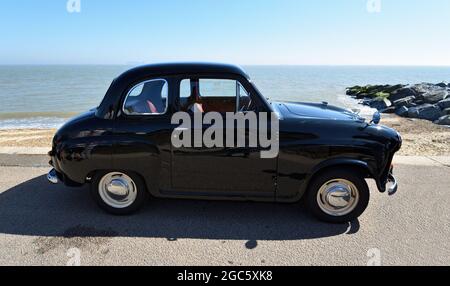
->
122;78;169;116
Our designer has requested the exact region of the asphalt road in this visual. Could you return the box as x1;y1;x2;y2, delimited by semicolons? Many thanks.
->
0;156;449;266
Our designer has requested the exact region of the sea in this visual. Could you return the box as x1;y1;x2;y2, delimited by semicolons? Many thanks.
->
0;65;449;129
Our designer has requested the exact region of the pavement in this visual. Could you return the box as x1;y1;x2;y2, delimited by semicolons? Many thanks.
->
0;154;449;266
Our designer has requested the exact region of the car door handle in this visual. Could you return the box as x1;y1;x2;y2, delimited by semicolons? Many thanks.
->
174;127;190;132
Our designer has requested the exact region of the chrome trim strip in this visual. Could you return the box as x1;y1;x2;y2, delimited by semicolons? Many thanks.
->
387;172;398;196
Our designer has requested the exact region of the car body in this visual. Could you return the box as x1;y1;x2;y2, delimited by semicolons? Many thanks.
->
48;63;402;222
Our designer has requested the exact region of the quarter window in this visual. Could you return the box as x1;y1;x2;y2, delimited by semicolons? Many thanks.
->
123;79;168;115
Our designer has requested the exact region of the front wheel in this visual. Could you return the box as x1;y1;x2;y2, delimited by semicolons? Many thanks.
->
305;169;370;223
91;171;148;215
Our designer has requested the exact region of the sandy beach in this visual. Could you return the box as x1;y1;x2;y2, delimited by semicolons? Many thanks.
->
0;129;56;148
0;115;448;156
381;115;450;156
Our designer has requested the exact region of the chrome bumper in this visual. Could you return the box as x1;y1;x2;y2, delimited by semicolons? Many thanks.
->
387;172;398;196
47;168;59;184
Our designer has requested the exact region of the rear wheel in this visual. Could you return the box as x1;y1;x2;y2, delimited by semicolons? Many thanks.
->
91;171;148;215
306;169;370;223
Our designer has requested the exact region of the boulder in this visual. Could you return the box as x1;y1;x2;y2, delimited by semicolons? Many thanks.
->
395;106;409;117
385;84;405;93
436;82;448;88
349;85;395;99
422;89;448;104
412;83;435;95
355;93;369;99
383;106;396;114
392;96;416;107
437;98;450;109
407;104;442;121
361;98;371;106
434;115;450;126
346;86;361;96
364;85;389;98
369;98;392;111
375;92;390;99
346;82;450;125
389;87;416;102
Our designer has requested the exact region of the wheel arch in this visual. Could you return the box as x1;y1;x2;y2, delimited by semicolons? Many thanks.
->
85;169;151;195
297;158;376;200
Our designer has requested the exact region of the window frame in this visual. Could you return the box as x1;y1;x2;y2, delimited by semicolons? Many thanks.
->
236;81;252;112
122;78;169;116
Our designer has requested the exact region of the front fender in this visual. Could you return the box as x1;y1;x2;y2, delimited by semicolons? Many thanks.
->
310;158;375;178
306;157;390;194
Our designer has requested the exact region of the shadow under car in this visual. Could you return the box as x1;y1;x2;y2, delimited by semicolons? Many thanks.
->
0;175;359;244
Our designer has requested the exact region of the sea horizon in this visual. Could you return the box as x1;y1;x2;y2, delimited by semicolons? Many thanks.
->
1;65;449;129
2;64;450;67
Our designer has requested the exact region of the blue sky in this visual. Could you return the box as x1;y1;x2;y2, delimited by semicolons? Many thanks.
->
0;0;449;65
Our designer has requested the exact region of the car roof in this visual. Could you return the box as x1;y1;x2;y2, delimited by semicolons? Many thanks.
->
118;62;250;80
96;63;253;118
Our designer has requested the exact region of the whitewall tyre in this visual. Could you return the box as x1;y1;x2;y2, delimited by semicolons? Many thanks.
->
91;171;148;215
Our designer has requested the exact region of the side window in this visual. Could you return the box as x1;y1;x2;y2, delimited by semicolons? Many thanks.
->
199;79;236;97
180;79;191;99
179;78;251;113
123;79;168;115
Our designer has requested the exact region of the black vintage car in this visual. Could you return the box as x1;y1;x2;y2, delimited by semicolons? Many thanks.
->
48;63;401;223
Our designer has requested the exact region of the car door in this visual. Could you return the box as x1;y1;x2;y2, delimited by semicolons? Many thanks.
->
113;78;174;195
170;77;277;199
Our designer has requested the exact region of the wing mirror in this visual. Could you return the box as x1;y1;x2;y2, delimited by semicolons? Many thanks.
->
371;111;381;125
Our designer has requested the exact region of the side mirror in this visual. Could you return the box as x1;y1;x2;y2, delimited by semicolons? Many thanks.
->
371;111;381;125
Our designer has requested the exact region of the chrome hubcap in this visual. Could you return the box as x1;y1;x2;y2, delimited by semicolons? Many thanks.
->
99;172;137;209
317;179;359;217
